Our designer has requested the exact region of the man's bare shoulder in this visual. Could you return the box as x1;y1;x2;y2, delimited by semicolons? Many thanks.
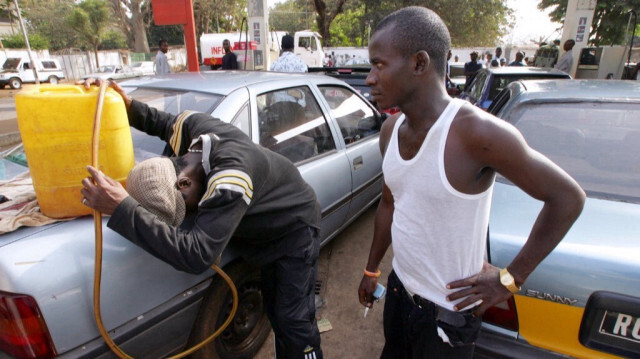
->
453;102;520;144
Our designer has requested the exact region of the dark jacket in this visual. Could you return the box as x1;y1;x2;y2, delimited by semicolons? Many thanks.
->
108;100;321;273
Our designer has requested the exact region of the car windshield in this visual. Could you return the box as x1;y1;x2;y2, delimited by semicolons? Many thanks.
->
507;101;640;202
2;58;20;70
127;88;223;115
98;66;116;73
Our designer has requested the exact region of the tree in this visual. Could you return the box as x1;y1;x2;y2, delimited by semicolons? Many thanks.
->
67;0;112;68
270;0;315;34
192;0;247;35
539;0;640;46
312;0;347;46
22;0;80;51
100;29;128;50
1;33;49;49
109;0;150;53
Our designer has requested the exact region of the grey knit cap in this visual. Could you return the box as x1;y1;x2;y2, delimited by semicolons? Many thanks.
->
126;157;186;226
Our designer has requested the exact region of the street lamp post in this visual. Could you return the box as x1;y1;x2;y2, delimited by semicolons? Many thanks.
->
12;0;39;84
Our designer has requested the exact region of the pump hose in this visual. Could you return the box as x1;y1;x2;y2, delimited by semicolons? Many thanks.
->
91;81;238;358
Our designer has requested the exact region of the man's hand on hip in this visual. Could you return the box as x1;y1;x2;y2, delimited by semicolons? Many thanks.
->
446;261;513;317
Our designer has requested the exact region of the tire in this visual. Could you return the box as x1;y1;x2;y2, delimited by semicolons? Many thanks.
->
9;78;22;89
48;76;59;85
188;261;271;359
0;84;5;89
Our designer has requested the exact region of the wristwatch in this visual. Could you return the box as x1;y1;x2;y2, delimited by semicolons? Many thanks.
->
499;268;521;294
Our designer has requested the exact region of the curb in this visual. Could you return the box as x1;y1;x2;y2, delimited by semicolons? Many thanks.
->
0;131;21;147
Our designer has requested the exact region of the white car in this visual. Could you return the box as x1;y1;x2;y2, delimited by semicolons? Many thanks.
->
81;65;143;81
128;61;155;76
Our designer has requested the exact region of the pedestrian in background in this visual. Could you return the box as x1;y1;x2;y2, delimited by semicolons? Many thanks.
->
358;6;584;358
154;39;171;75
463;51;481;87
494;46;505;66
555;39;576;74
221;39;238;70
509;52;526;66
270;34;308;73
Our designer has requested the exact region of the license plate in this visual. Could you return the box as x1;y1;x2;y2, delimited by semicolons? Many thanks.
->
598;310;640;344
579;291;640;357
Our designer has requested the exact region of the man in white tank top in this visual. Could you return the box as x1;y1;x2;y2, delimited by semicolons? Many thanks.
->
357;6;585;359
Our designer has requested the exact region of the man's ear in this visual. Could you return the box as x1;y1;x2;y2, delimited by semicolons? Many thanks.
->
177;177;191;189
414;50;430;74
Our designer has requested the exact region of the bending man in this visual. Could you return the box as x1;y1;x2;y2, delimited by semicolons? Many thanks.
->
81;79;323;359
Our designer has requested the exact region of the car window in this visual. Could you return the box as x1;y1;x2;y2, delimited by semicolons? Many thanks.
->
508;101;640;202
489;74;568;100
230;101;250;135
41;61;57;69
128;88;223;115
298;37;310;49
318;85;379;145
257;86;335;163
487;87;512;114
468;72;487;101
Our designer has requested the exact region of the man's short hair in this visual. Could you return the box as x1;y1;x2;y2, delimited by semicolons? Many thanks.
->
159;39;168;47
282;34;294;50
374;6;451;77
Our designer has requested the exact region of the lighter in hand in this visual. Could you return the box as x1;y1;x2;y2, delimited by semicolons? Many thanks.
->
364;283;387;318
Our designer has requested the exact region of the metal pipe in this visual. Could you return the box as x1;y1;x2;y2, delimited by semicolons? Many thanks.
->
12;0;39;84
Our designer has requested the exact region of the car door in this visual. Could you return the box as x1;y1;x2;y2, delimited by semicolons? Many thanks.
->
20;62;35;82
248;83;352;243
315;84;383;222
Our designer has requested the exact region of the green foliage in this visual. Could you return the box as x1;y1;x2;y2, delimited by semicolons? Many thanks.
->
331;7;365;46
23;0;81;51
0;33;49;49
271;0;513;47
270;0;316;34
66;0;112;49
99;30;128;50
539;0;640;46
192;0;248;35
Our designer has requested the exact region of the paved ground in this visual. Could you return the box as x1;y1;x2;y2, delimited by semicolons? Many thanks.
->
256;205;394;358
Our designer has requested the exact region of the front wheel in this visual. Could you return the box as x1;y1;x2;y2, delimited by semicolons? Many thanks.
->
9;78;22;89
188;261;271;359
48;76;59;84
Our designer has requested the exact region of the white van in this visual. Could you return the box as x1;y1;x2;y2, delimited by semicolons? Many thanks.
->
200;30;324;69
0;58;66;89
293;31;324;68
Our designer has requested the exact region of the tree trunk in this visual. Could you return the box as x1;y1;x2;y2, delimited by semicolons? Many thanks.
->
131;0;149;53
94;45;100;68
312;0;347;47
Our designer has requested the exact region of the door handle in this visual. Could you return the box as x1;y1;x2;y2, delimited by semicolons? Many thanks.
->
353;156;363;171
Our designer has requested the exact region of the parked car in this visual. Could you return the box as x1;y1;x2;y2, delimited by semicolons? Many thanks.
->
81;65;143;81
0;71;384;358
0;58;65;89
460;67;570;110
475;79;640;359
128;61;155;76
